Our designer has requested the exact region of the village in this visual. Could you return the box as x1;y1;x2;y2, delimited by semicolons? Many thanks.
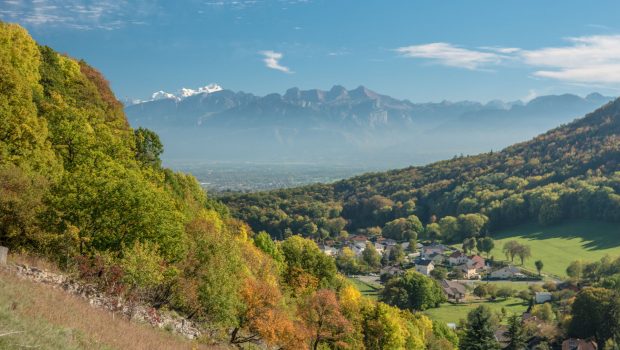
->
318;234;595;350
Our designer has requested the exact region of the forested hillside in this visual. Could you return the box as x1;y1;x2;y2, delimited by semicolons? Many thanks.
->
223;96;620;243
0;22;458;349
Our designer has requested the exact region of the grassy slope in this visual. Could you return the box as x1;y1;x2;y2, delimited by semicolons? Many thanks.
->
490;220;620;277
424;298;528;325
0;270;219;350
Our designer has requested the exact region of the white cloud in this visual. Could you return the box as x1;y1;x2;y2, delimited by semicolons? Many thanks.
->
395;43;505;70
521;35;620;84
0;0;154;30
397;35;620;86
259;50;293;73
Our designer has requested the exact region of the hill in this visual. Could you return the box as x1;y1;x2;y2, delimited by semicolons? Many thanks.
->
125;84;613;167
0;22;459;350
222;96;620;243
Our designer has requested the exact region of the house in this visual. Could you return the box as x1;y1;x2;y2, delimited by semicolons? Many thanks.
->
319;244;337;257
458;264;479;279
350;235;368;244
383;238;398;247
374;242;386;255
421;244;448;259
448;251;468;266
490;266;525;279
562;339;598;350
415;259;435;276
441;279;467;302
381;266;404;277
535;292;552;304
467;255;486;271
428;252;445;265
349;243;366;256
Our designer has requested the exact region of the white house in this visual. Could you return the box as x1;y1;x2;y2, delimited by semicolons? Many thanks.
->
448;251;468;266
415;259;435;276
490;266;524;279
535;292;552;304
458;264;479;279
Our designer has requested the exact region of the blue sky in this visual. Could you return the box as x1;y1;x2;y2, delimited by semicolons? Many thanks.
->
2;0;620;102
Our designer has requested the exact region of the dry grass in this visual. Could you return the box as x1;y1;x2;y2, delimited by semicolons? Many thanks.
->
8;252;63;273
0;269;225;350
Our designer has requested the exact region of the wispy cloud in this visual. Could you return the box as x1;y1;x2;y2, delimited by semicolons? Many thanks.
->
522;35;620;84
259;50;293;73
395;43;505;70
397;35;620;86
0;0;154;30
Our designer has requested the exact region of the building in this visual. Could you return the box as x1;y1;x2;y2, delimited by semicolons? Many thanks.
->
381;266;404;277
467;255;486;271
441;279;467;302
415;259;435;276
319;244;337;257
448;251;468;266
535;292;552;304
458;264;479;279
490;266;525;279
421;244;448;259
562;339;598;350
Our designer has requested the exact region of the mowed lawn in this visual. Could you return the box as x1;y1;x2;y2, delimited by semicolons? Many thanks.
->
424;298;528;325
490;220;620;278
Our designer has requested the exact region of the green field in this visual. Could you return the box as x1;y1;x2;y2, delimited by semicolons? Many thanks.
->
347;277;382;300
424;298;528;325
490;220;620;278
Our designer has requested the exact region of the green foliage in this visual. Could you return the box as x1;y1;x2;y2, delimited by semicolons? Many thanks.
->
280;235;337;289
380;270;446;311
505;314;526;350
478;237;495;257
134;127;163;167
460;306;500;350
569;287;620;345
382;215;422;241
361;242;382;269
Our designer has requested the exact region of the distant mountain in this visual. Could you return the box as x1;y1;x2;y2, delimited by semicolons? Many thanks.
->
124;85;614;167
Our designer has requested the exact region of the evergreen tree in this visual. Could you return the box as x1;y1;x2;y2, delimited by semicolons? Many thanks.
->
460;305;500;350
505;314;526;350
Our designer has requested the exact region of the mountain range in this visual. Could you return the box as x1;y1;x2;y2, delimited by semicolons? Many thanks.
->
125;85;614;167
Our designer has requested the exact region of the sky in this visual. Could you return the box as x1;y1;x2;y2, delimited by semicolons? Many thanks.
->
2;0;620;103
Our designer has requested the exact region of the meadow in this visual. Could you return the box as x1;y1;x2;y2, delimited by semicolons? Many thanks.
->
424;298;529;325
490;220;620;278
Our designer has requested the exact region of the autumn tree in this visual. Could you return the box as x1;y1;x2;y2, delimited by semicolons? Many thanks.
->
301;289;351;350
232;278;306;349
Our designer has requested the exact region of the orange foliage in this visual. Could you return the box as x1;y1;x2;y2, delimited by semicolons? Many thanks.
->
235;278;308;349
301;289;352;350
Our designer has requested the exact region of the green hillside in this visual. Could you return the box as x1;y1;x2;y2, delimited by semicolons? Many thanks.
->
491;220;620;277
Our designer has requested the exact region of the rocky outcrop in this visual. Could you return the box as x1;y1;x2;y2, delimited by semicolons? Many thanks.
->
2;263;203;340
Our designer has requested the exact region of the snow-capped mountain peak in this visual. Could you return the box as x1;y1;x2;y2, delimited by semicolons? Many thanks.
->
125;84;224;105
151;90;178;101
178;84;223;98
